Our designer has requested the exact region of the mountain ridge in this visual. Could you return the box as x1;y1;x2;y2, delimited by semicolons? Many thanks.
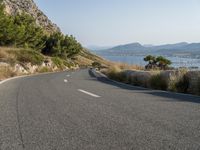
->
98;42;200;56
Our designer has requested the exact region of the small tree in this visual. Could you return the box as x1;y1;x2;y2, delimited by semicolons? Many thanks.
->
156;56;172;70
144;55;157;69
144;55;172;70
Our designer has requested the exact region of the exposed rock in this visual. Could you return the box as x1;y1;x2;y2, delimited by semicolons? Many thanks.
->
14;64;28;74
0;62;9;67
1;0;60;34
43;58;53;67
25;63;38;73
160;70;188;90
123;69;200;94
124;70;159;87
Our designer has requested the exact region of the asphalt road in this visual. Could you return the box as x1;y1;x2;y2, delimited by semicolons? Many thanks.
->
0;69;200;150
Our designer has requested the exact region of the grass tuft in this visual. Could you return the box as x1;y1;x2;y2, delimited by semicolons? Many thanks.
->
12;49;44;65
0;66;17;79
37;67;52;73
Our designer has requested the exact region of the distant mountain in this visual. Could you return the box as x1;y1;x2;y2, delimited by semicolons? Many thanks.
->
109;43;145;51
155;43;200;55
97;42;200;57
143;44;154;47
103;43;151;55
153;42;188;50
87;45;113;51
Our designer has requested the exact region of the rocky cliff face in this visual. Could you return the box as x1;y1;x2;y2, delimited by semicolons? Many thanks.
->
1;0;60;34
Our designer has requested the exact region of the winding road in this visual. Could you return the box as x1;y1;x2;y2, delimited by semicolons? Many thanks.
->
0;69;200;150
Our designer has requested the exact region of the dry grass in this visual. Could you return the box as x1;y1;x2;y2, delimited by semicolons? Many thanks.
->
75;55;93;67
0;49;7;59
106;61;144;71
0;47;18;80
102;61;143;76
37;67;53;73
0;47;19;65
0;66;17;80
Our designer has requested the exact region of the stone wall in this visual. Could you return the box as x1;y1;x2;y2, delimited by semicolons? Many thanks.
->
123;69;200;95
186;71;200;94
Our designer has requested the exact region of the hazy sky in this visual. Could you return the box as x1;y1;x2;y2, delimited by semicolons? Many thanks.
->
34;0;200;46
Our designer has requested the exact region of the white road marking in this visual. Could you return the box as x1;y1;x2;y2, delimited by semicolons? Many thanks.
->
64;79;68;83
66;75;70;77
0;75;26;85
0;71;66;85
78;89;101;98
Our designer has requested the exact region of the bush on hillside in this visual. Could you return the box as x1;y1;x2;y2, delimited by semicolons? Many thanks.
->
37;67;52;73
52;57;74;69
52;57;63;67
0;3;82;60
42;33;82;58
0;4;45;49
12;49;44;65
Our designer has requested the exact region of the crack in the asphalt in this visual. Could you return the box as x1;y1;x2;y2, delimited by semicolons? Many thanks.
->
16;83;25;149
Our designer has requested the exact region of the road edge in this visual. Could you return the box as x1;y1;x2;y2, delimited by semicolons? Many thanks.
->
0;71;67;85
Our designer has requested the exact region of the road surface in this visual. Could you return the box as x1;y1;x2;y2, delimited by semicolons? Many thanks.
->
0;69;200;150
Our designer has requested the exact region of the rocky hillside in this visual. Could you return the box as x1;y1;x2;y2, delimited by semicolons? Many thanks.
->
0;0;108;80
1;0;60;34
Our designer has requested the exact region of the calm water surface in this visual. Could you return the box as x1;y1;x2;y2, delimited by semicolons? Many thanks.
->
99;55;200;69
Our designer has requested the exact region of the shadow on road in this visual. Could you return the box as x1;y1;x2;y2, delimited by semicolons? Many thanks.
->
88;69;200;104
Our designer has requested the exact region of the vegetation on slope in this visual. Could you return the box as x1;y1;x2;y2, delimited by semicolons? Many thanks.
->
0;2;104;80
0;3;82;58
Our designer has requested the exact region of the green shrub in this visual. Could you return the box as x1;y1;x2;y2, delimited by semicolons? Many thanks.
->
63;60;73;68
144;55;172;70
52;57;73;69
149;74;168;90
175;75;190;93
42;33;82;58
0;3;82;60
37;67;52;73
52;57;64;68
13;49;44;65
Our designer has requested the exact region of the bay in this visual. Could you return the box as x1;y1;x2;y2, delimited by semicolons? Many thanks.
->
98;54;200;69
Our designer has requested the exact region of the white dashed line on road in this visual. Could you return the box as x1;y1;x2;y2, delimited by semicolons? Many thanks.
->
64;79;68;83
78;89;101;98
